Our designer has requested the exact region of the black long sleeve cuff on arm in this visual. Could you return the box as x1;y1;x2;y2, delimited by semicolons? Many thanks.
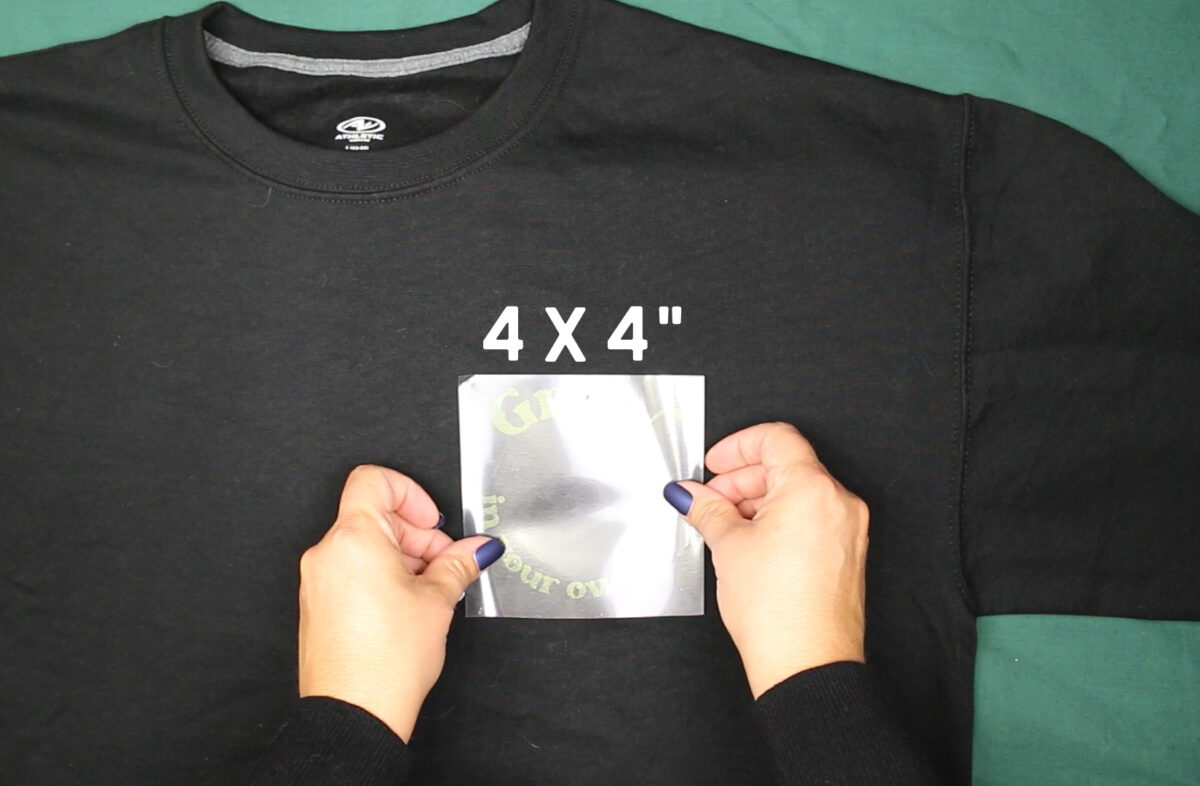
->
250;697;410;785
752;661;941;785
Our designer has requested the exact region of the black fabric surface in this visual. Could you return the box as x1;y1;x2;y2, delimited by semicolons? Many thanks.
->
1;1;1196;784
253;663;938;785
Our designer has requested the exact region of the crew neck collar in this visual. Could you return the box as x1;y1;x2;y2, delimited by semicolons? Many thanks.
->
162;0;582;196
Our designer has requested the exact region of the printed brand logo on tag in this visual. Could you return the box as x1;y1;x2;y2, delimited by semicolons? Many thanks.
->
336;116;386;134
334;116;386;151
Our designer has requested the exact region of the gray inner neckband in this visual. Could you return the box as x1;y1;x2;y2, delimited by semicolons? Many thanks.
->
203;22;530;78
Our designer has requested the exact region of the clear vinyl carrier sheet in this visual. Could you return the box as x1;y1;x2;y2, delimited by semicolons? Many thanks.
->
458;374;705;618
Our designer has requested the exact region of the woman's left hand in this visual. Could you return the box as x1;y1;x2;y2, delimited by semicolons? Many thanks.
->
297;465;503;742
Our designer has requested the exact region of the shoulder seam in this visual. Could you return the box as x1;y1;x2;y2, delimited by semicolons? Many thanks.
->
954;94;978;616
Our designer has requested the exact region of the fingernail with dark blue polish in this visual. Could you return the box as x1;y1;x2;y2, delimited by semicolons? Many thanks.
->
663;482;693;516
434;513;446;530
474;537;505;571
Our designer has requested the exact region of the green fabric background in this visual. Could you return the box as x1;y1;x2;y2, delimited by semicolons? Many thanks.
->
974;616;1200;785
0;1;1196;212
3;2;1197;783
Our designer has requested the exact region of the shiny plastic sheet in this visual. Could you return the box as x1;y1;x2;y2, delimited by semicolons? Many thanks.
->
458;374;705;618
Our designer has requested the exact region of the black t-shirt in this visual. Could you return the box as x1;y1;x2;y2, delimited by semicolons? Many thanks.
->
1;1;1197;784
250;663;939;785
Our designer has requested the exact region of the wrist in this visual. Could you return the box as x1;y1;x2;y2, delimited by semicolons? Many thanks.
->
310;693;421;743
363;696;421;744
743;641;865;700
301;676;426;743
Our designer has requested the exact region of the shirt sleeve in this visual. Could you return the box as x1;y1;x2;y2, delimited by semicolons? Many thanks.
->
249;697;411;785
751;661;940;785
961;93;1200;621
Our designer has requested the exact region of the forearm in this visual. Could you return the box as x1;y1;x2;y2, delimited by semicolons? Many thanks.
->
250;697;411;785
752;661;941;785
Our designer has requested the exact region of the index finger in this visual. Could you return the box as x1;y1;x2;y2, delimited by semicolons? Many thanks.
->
705;422;819;474
380;511;457;563
337;465;442;534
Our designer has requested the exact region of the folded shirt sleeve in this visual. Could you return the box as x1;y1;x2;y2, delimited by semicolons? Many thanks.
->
752;661;941;785
249;697;411;785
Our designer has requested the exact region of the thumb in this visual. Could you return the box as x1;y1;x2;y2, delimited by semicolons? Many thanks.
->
420;535;506;606
663;480;743;548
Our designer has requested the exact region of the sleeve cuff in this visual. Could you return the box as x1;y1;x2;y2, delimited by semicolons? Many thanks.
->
752;661;940;785
249;696;411;785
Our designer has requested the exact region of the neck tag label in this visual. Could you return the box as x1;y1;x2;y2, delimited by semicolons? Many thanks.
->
334;116;386;151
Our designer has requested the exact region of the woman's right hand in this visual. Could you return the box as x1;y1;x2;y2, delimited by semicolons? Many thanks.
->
298;465;503;742
664;422;870;699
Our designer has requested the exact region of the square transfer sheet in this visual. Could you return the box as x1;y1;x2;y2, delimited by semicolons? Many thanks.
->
458;374;705;618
